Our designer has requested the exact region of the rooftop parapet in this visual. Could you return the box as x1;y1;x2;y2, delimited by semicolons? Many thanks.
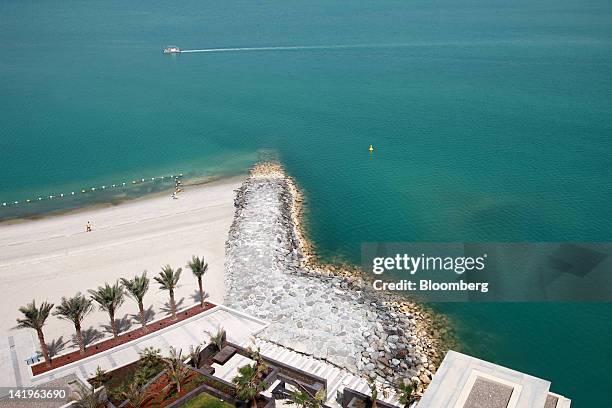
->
418;350;571;408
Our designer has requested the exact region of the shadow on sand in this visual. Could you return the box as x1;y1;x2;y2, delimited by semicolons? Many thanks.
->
160;297;185;316
101;315;133;336
129;305;156;325
46;336;68;357
190;290;210;304
77;326;105;348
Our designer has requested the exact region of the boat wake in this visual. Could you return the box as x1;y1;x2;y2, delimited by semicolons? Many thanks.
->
179;43;414;53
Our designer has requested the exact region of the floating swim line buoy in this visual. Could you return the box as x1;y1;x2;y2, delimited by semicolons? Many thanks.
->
1;172;184;208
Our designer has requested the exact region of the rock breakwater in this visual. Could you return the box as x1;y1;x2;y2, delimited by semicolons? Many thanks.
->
224;163;450;395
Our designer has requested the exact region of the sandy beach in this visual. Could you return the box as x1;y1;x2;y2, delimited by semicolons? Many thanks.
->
0;177;242;349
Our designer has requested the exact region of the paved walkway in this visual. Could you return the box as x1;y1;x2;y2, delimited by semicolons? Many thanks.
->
0;332;36;389
0;305;267;391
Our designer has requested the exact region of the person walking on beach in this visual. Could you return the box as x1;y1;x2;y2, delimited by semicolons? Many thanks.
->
86;221;92;232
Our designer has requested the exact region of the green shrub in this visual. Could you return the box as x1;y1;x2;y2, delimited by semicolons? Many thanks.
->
106;346;164;403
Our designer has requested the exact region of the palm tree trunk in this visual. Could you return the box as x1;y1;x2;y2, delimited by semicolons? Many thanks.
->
198;277;204;308
169;289;177;320
37;329;51;367
252;397;257;408
110;311;118;339
138;302;148;331
75;323;85;355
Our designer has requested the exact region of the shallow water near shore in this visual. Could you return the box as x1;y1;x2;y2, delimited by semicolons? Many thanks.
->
1;0;612;404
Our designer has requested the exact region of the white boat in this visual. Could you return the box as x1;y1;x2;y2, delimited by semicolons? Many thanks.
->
163;46;181;54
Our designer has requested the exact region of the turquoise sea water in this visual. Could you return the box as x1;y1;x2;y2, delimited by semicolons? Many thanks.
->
1;0;611;404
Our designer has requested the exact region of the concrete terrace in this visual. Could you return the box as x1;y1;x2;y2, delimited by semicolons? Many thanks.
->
0;305;268;392
418;350;571;408
1;303;406;408
2;303;571;408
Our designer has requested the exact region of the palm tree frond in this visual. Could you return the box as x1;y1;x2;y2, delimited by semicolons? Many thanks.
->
121;272;150;302
54;293;93;325
15;300;54;330
72;382;105;408
163;347;189;393
154;265;182;290
88;281;124;339
187;255;209;278
233;363;266;406
88;282;125;312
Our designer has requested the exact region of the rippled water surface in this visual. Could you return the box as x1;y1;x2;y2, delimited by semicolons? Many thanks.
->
1;0;611;404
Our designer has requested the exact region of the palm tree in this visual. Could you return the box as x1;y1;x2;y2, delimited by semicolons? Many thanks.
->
72;382;105;408
233;363;266;408
291;390;313;408
121;272;150;331
88;282;125;339
121;380;150;408
187;255;208;308
247;346;268;380
396;379;418;408
205;327;226;350
54;293;93;355
163;347;189;394
291;388;326;408
155;265;181;320
15;300;54;367
188;344;203;368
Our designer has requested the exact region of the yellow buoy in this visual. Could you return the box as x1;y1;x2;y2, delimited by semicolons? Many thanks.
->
369;144;374;153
